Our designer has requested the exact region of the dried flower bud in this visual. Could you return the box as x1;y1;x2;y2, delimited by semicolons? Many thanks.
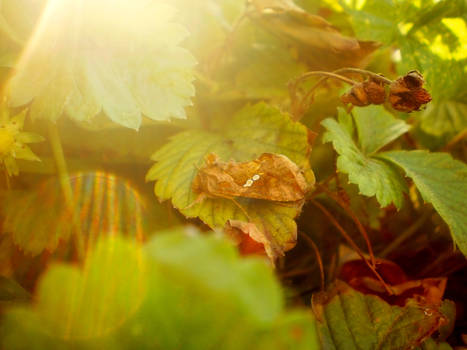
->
389;71;431;112
341;78;386;107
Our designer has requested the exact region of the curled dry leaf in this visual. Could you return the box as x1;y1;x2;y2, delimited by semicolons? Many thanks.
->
225;219;284;262
389;71;432;112
339;258;447;307
248;0;379;70
192;152;310;203
341;78;386;107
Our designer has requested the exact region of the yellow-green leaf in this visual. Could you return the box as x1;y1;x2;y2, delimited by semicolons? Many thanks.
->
146;102;312;254
7;0;196;130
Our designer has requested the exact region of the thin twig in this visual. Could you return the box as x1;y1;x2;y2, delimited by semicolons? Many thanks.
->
441;129;467;152
205;11;249;75
311;199;394;295
379;211;431;258
300;231;325;291
4;172;10;189
48;122;84;261
318;184;376;267
295;71;357;86
289;68;393;119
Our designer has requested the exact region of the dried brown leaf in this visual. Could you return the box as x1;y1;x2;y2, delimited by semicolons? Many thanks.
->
339;258;447;307
248;0;379;70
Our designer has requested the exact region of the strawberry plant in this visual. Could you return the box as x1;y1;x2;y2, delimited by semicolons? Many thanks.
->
0;0;466;349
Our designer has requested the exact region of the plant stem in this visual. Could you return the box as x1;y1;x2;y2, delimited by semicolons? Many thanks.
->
311;199;394;295
296;71;357;86
48;121;84;260
318;184;376;267
442;129;467;152
379;211;431;258
300;231;325;291
289;68;393;119
334;68;393;84
4;171;10;189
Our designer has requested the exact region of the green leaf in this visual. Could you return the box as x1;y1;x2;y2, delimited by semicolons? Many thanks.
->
217;22;308;99
146;102;312;254
322;108;408;208
1;172;158;256
7;1;196;130
341;0;416;45
144;231;283;324
419;97;467;137
353;105;411;155
313;281;448;350
1;237;146;344
379;150;467;256
12;145;40;162
170;0;245;61
1;229;320;349
417;338;453;350
15;132;45;144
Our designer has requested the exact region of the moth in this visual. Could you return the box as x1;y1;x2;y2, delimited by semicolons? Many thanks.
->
191;152;309;204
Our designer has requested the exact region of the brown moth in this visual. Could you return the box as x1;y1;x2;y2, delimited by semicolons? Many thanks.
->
192;153;309;202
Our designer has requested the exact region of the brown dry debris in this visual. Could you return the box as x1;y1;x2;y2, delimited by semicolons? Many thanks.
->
389;70;432;112
340;78;386;107
339;258;447;307
192;152;310;202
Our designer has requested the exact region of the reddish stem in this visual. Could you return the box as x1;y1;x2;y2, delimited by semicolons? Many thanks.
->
311;200;393;295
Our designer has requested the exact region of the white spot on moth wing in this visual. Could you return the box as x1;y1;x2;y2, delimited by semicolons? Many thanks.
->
252;174;260;181
243;179;254;187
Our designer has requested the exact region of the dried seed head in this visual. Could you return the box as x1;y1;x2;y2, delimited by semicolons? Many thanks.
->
389;71;431;112
340;78;386;107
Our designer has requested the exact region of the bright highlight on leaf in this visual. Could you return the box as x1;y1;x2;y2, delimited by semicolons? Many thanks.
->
7;0;196;130
146;103;314;258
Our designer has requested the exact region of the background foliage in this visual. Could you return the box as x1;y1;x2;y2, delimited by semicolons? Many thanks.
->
0;0;466;348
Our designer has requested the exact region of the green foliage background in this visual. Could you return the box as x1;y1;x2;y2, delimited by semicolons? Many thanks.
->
0;0;466;348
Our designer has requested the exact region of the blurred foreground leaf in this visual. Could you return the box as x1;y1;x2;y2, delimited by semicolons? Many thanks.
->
1;237;146;345
1;230;320;349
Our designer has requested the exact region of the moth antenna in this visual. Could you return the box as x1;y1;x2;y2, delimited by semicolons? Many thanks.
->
184;193;206;210
231;198;252;222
